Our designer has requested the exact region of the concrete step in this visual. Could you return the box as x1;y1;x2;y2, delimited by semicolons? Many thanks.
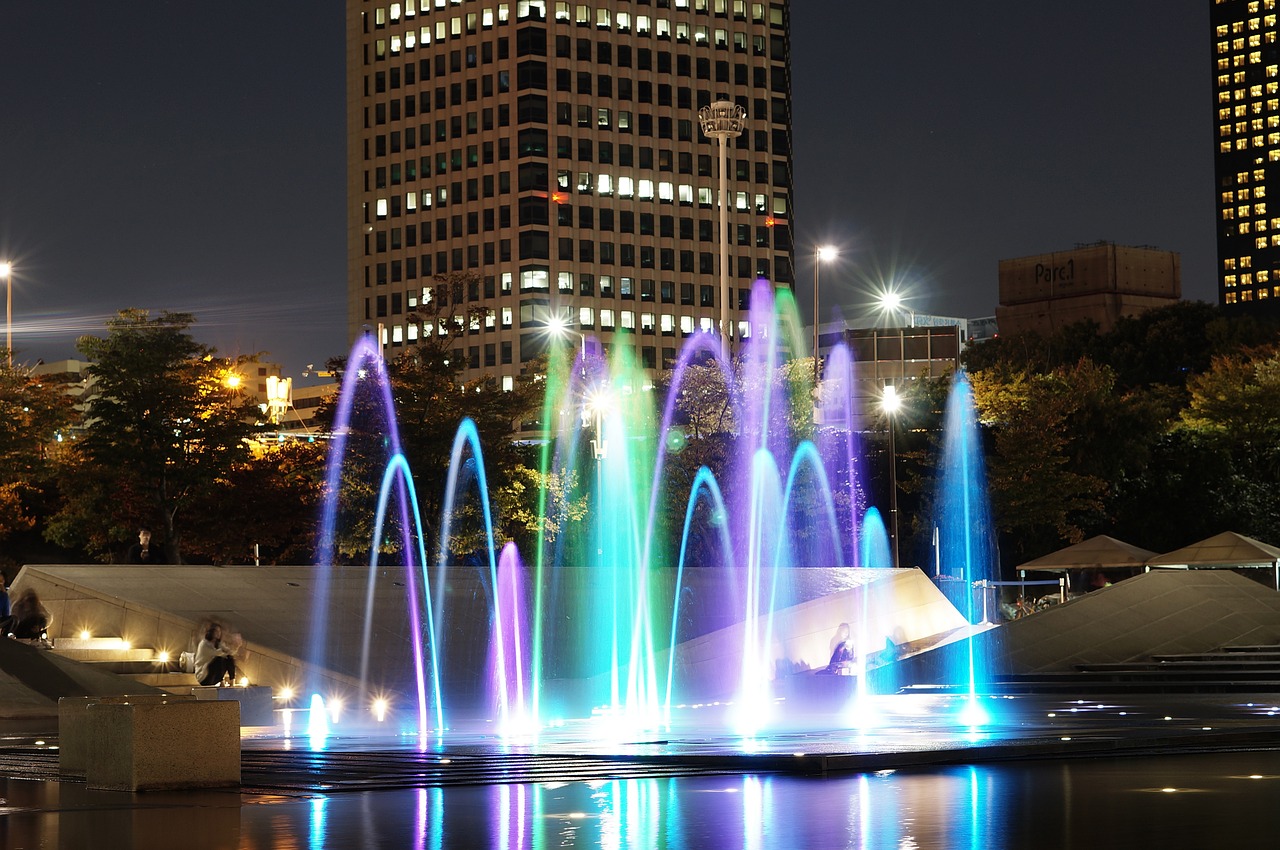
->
130;672;200;689
51;637;134;652
53;648;161;664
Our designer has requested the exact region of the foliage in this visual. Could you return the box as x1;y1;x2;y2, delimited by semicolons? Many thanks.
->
318;274;543;564
45;310;262;563
970;363;1109;562
0;362;78;550
180;439;327;564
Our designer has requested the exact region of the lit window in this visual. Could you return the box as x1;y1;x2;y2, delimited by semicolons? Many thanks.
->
376;198;389;218
502;376;514;392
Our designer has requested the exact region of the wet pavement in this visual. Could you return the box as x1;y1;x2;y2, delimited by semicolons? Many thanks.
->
5;693;1280;848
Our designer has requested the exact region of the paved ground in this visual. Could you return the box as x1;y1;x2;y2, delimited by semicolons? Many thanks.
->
5;693;1280;848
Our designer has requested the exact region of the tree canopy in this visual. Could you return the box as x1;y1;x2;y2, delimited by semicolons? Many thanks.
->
46;310;262;562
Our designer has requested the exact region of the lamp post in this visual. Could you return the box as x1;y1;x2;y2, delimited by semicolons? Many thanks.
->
266;375;293;426
698;100;746;357
812;246;838;383
882;384;902;568
0;261;12;368
547;314;587;378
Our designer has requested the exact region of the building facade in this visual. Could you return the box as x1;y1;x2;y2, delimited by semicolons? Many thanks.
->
346;0;795;386
1212;0;1280;311
995;242;1181;337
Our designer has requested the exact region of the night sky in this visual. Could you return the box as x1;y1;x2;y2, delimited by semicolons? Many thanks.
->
1;2;1209;380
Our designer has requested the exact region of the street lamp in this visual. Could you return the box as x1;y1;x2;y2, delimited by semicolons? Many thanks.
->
879;291;916;328
265;375;293;426
698;100;746;357
0;261;12;368
881;384;902;568
812;246;838;382
546;313;587;377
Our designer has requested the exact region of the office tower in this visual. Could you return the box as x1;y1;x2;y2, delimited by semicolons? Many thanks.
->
1212;0;1280;310
347;0;794;386
996;242;1181;336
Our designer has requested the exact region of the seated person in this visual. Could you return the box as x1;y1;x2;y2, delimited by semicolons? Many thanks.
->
824;622;855;674
194;622;241;686
3;589;50;643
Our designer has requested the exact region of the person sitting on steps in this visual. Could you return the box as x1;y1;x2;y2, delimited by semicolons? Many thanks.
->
194;622;241;686
3;588;51;647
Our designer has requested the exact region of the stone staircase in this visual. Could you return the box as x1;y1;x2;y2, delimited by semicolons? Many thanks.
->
925;643;1280;696
49;636;276;724
49;637;199;691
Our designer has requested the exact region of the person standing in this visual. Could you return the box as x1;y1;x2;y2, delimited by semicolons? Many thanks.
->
126;527;165;564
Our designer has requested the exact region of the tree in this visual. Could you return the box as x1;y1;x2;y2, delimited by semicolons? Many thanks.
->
0;362;78;557
969;363;1108;563
181;439;327;564
318;274;543;563
46;310;261;562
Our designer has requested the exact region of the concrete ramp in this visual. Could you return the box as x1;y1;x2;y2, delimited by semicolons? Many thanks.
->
551;568;972;706
0;638;163;721
874;569;1280;691
14;564;973;717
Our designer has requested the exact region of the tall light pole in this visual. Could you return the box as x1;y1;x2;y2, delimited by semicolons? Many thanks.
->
882;384;902;568
546;314;587;378
0;262;12;368
812;246;837;383
698;100;746;358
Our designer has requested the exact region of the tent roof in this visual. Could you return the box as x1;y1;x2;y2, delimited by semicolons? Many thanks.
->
1016;535;1157;572
1146;531;1280;567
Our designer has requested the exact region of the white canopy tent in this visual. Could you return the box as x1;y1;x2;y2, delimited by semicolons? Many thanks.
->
1145;531;1280;591
1016;535;1156;592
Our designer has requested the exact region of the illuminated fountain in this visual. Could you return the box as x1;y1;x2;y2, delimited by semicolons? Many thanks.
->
305;280;995;741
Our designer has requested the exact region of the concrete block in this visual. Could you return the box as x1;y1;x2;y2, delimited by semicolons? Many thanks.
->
193;685;274;726
85;700;240;791
58;694;193;777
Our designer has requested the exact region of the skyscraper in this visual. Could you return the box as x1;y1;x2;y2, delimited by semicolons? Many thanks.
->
1212;0;1280;311
347;0;794;387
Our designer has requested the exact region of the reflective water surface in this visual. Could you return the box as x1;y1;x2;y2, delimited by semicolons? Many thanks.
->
4;751;1279;849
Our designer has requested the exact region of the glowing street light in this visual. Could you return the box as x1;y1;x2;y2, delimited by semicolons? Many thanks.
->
812;246;838;383
881;384;902;568
0;261;12;368
265;375;293;425
880;291;916;328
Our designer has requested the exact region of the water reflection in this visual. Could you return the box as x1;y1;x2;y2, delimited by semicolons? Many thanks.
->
4;752;1280;848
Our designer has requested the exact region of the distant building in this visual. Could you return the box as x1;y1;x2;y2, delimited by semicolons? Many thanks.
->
345;0;796;381
812;324;965;430
995;242;1181;337
1211;1;1280;311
